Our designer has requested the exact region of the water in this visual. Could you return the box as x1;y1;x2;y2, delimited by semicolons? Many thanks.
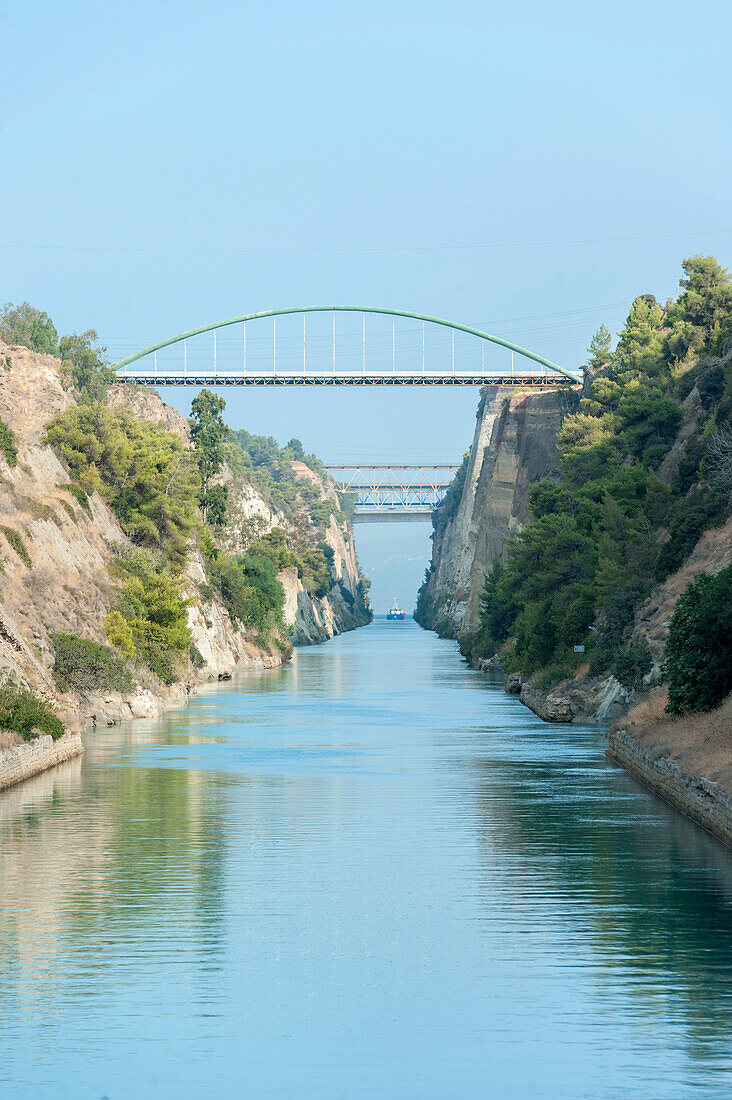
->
2;619;732;1098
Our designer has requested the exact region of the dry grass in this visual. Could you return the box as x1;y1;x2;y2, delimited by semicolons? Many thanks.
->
0;729;24;750
621;689;669;725
616;693;732;786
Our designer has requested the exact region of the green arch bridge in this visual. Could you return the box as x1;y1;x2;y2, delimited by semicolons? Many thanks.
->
114;306;582;386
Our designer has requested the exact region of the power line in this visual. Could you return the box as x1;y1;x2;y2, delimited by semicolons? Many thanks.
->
2;230;731;257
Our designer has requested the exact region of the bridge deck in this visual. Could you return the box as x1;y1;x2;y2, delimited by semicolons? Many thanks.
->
118;372;574;388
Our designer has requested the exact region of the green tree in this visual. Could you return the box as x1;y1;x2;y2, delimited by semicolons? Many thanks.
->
663;566;732;714
286;438;305;460
613;295;665;379
0;301;58;354
107;551;192;683
190;389;228;524
671;255;732;340
59;330;116;401
586;325;612;371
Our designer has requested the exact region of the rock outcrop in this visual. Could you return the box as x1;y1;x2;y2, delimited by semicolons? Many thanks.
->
0;340;369;757
418;386;562;637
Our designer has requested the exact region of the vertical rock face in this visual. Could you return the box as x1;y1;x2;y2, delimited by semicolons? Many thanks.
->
418;387;562;637
0;341;370;735
279;510;369;645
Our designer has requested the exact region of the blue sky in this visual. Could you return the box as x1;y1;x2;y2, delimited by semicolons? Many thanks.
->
3;0;731;611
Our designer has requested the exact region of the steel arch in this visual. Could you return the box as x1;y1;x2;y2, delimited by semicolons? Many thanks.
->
112;305;581;382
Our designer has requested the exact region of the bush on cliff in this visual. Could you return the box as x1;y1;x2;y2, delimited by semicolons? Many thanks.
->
206;549;285;635
0;684;64;741
0;526;32;568
46;404;200;564
663;566;732;715
228;427;338;532
58;330;116;403
105;549;192;684
51;633;133;695
0;416;18;467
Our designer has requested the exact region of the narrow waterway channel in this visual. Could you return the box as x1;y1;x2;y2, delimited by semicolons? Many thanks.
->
2;619;732;1098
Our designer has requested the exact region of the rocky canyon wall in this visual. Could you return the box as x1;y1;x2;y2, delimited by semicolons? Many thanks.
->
417;386;562;637
0;341;369;744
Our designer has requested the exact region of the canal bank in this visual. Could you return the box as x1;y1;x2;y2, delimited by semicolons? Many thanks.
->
607;695;732;848
0;731;84;792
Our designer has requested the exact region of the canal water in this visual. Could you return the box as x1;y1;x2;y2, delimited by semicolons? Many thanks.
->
2;619;732;1098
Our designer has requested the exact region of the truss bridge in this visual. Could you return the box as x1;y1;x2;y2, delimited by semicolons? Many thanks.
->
325;464;459;522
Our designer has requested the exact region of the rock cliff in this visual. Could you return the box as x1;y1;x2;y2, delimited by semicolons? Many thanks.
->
0;341;369;741
416;386;562;636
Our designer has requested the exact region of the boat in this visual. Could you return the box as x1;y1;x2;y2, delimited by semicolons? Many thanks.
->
387;599;407;621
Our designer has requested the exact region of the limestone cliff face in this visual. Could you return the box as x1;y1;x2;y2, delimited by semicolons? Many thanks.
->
418;387;562;637
107;388;370;647
279;509;368;645
0;342;368;735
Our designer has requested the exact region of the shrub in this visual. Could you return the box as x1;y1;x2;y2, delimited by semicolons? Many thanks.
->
654;492;727;582
103;611;135;659
0;416;17;467
0;526;31;567
58;330;116;402
0;684;64;741
189;644;206;669
47;405;200;563
51;632;133;694
207;550;284;634
57;483;92;514
106;550;191;684
614;646;653;692
663;566;732;715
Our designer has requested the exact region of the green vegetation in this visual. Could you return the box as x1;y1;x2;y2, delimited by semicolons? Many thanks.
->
205;547;285;636
228;428;330;524
0;416;17;467
105;549;192;684
0;301;58;355
190;389;229;525
46;404;199;564
430;256;732;687
245;526;334;598
56;482;92;514
52;633;133;694
59;330;117;402
434;452;469;537
0;684;64;741
663;566;732;715
0;526;32;567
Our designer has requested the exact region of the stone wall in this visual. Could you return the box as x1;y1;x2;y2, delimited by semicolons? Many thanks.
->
607;727;732;848
0;733;84;793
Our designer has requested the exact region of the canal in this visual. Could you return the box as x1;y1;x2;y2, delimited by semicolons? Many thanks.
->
2;619;732;1097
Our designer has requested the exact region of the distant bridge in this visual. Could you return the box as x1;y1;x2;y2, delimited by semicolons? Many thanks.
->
113;306;582;386
325;463;459;522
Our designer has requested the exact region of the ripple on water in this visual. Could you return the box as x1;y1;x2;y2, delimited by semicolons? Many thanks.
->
1;620;732;1098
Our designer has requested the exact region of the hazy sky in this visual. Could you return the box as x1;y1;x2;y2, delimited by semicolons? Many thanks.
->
3;0;731;611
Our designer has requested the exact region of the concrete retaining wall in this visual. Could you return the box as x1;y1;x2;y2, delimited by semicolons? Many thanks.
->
0;733;84;792
607;728;732;848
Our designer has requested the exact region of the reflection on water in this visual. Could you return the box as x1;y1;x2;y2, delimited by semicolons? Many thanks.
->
1;620;732;1098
